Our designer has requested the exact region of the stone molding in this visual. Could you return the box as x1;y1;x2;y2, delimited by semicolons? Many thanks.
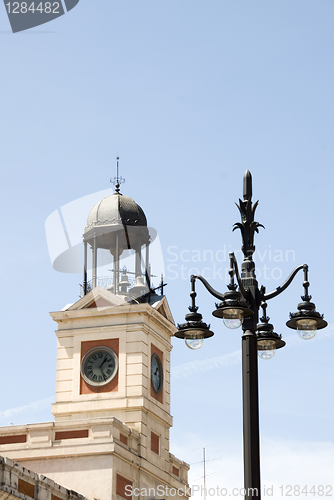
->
0;418;189;485
0;456;87;500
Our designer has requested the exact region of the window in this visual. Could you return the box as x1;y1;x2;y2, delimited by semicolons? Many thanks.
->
116;474;132;499
151;431;160;455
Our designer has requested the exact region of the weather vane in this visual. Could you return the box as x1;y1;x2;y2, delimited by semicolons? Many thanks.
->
110;156;125;193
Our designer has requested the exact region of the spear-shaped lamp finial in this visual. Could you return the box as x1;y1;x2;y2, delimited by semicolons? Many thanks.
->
243;170;252;201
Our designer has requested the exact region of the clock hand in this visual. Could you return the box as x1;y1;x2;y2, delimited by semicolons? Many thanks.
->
102;356;110;366
99;356;108;369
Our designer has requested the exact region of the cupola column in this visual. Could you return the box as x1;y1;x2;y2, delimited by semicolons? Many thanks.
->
114;233;120;294
83;240;88;295
145;242;150;287
92;236;97;289
135;234;142;278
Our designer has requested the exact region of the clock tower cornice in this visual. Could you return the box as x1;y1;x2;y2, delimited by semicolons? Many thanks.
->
50;302;177;338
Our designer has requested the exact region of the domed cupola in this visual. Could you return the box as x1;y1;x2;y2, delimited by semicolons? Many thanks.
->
85;192;148;231
83;192;150;254
82;159;152;299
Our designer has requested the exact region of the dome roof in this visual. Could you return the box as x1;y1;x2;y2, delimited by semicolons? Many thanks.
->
84;193;147;233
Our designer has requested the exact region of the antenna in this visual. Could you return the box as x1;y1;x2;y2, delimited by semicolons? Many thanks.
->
110;156;125;193
203;447;206;500
191;446;222;493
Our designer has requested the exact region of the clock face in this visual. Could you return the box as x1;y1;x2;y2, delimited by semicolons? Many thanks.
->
151;353;163;393
81;346;118;386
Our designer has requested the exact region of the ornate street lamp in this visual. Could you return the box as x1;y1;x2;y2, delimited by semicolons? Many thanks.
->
174;276;214;349
256;301;285;360
175;171;327;500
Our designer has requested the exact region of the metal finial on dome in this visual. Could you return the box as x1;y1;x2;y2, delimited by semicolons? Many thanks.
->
110;156;125;193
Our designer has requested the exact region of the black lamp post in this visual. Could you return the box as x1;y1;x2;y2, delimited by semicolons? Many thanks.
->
175;171;327;500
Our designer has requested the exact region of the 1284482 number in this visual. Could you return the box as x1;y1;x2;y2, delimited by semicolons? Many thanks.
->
279;485;333;496
6;2;60;14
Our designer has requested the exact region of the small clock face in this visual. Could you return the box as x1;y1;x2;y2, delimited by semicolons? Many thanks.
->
151;353;163;393
81;347;118;386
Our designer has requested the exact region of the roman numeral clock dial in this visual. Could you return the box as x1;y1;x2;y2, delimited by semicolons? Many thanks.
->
81;347;118;386
151;353;163;393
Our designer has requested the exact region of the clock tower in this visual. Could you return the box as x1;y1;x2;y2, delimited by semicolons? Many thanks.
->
0;179;190;500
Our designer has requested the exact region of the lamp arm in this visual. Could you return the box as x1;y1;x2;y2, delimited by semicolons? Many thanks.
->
191;275;225;301
229;252;248;299
263;264;306;300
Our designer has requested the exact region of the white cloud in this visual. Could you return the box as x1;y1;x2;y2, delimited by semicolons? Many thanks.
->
172;349;242;379
0;397;53;426
261;438;334;487
171;435;334;499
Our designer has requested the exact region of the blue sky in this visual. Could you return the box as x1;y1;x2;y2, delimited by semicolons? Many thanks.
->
1;0;334;496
